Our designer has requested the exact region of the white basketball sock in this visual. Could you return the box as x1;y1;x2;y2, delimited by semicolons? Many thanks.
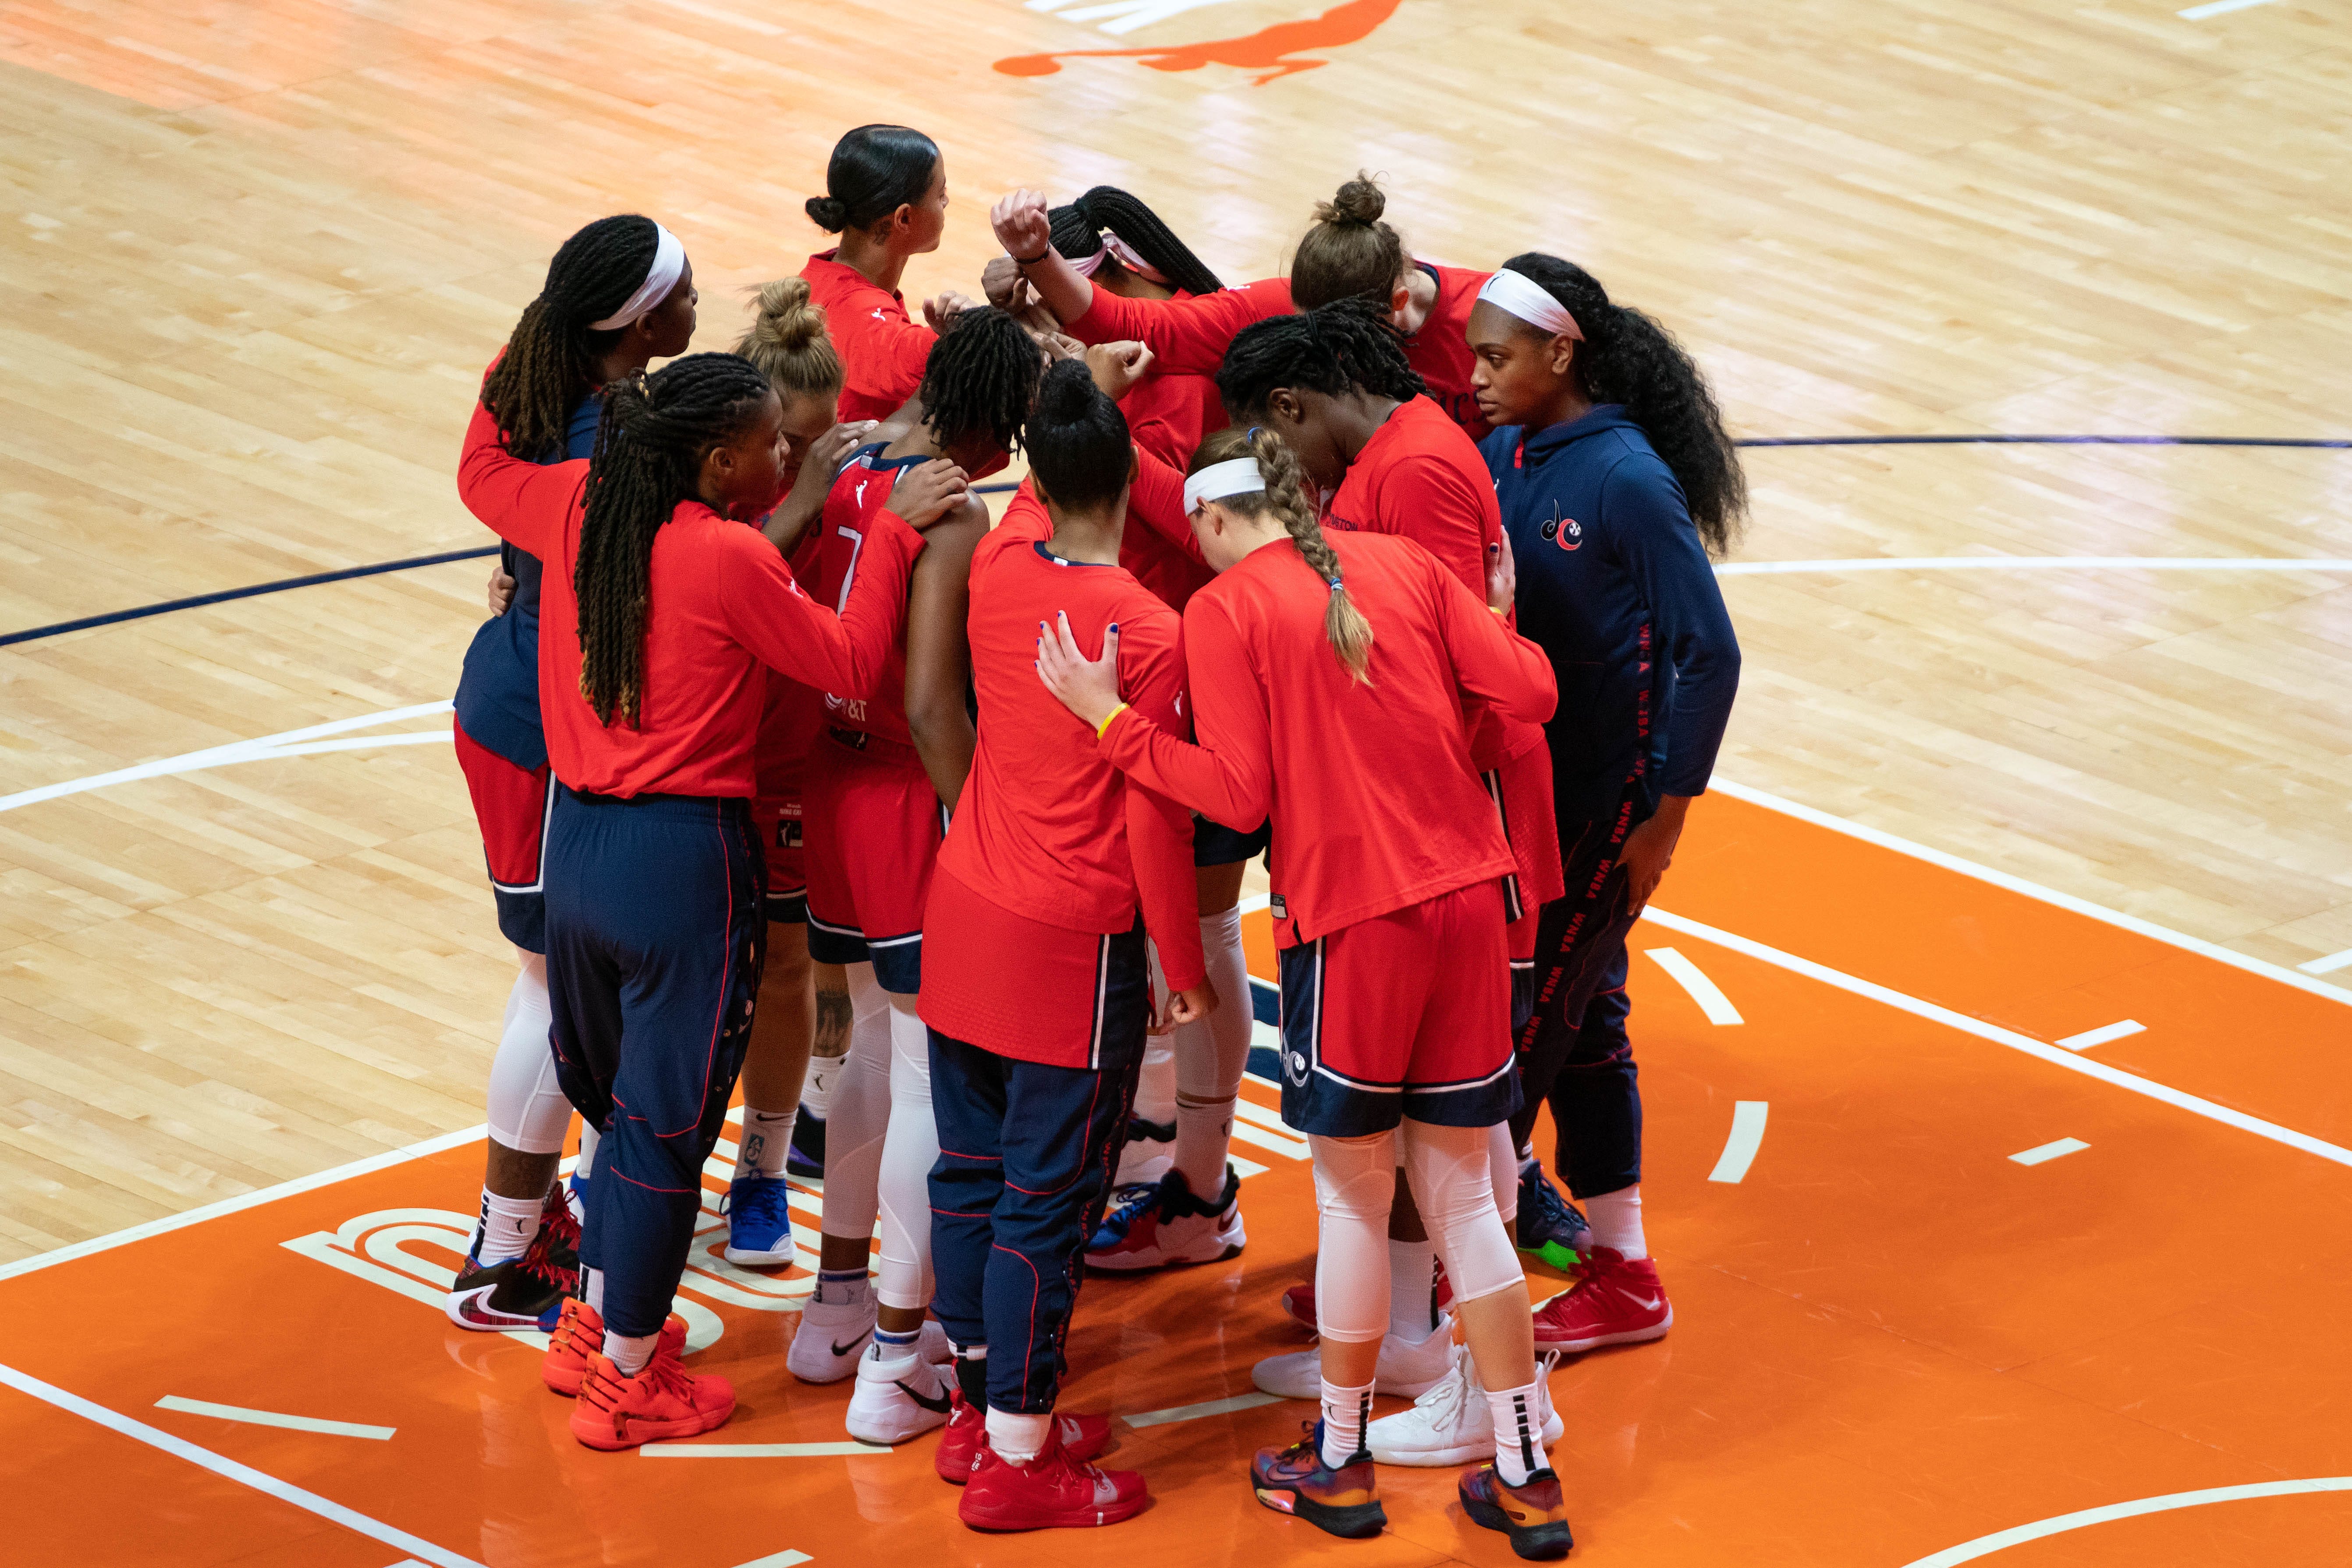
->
985;1407;1053;1465
1584;1184;1647;1260
733;1105;796;1182
473;1187;543;1267
1486;1380;1551;1485
603;1329;656;1376
1320;1377;1377;1467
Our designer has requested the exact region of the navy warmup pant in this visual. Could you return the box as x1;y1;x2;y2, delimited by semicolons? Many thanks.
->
927;929;1149;1415
545;786;765;1339
1510;778;1650;1198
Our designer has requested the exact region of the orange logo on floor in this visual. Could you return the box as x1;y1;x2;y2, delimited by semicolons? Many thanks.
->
996;0;1403;86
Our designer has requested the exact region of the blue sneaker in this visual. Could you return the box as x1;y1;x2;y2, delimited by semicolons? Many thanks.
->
721;1174;798;1265
1087;1181;1161;1253
786;1112;826;1180
1517;1162;1591;1271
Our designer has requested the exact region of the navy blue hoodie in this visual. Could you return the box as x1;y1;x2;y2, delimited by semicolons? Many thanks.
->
1480;405;1741;827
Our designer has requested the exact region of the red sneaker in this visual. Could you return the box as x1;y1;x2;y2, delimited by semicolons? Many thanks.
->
568;1316;734;1451
958;1423;1146;1530
542;1298;603;1395
1529;1249;1671;1353
936;1391;1114;1484
1280;1267;1452;1333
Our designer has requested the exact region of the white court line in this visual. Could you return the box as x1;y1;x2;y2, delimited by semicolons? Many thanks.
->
1639;906;2352;1170
2010;1138;2089;1167
1717;555;2352;575
2057;1019;2144;1052
0;1363;482;1568
2300;948;2352;976
643;1441;886;1457
1899;1475;2352;1567
155;1395;395;1440
727;1553;814;1568
1710;779;2352;1011
0;699;454;815
1646;947;1745;1025
0;1123;487;1284
2178;0;2279;16
1125;1391;1285;1427
1707;1103;1770;1183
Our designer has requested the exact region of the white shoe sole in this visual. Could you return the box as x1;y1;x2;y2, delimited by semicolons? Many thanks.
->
1533;1304;1672;1355
1251;1323;1454;1400
723;1242;797;1265
843;1395;950;1446
1086;1216;1247;1272
1370;1409;1564;1467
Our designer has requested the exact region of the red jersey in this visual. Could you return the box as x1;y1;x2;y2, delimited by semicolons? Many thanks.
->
805;444;929;745
1067;264;1495;441
801;250;934;423
933;488;1203;1005
455;398;918;799
1098;531;1556;946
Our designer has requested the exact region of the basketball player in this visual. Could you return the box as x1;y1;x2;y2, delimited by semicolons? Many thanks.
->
1035;426;1571;1560
455;350;963;1449
1466;255;1744;1359
923;356;1213;1529
802;124;964;422
445;215;696;1334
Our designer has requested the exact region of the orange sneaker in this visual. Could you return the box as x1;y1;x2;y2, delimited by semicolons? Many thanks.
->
542;1297;602;1395
568;1316;734;1451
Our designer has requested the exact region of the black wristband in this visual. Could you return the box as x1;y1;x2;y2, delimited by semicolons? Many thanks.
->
1012;247;1050;266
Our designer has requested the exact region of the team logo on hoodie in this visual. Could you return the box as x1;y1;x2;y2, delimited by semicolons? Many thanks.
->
1540;506;1583;550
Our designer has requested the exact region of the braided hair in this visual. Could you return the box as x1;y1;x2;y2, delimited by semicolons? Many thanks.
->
483;216;662;462
1215;297;1426;421
575;353;776;727
1047;186;1224;298
1189;426;1374;684
1502;252;1746;557
1289;173;1406;311
1027;358;1131;511
734;276;844;404
917;306;1044;457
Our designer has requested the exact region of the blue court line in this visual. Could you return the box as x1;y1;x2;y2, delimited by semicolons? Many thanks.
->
4;437;2341;649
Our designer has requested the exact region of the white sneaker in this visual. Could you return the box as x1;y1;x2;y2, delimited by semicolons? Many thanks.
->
1250;1314;1456;1401
788;1277;876;1384
844;1342;956;1445
918;1318;954;1364
1369;1343;1562;1465
1086;1167;1245;1271
1113;1121;1176;1188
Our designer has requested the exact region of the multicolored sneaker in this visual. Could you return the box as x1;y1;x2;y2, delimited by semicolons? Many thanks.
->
445;1182;578;1332
569;1316;734;1451
1250;1421;1386;1539
541;1297;603;1395
1085;1166;1245;1271
1459;1463;1573;1559
935;1392;1113;1485
1087;1182;1160;1254
959;1422;1147;1530
1530;1248;1672;1353
1516;1163;1592;1270
786;1111;827;1180
721;1174;798;1266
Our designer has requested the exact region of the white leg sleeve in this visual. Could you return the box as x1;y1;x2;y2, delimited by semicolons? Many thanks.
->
1402;1118;1524;1308
817;962;892;1243
486;954;569;1155
1309;1128;1399;1344
1490;1121;1519;1225
1132;941;1178;1125
876;993;938;1312
1172;908;1253;1195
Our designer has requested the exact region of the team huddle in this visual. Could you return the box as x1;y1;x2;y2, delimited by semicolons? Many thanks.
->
438;123;1744;1557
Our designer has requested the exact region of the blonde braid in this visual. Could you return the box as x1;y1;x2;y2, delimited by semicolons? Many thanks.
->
1244;428;1375;684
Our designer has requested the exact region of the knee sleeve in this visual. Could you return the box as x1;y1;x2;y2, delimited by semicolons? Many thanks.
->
1175;907;1252;1104
1403;1119;1523;1307
1309;1129;1399;1344
875;995;938;1311
818;962;893;1242
1489;1122;1519;1225
487;956;569;1155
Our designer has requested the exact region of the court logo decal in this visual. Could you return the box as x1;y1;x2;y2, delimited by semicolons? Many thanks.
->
997;0;1404;85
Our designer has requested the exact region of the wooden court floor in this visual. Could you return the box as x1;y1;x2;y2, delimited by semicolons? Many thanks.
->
2;0;2349;1563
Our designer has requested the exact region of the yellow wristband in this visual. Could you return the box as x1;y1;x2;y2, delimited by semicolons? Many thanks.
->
1488;605;1508;617
1095;702;1130;738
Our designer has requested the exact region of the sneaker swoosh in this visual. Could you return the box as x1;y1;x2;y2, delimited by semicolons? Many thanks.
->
894;1379;952;1414
831;1337;868;1358
1627;1294;1664;1311
451;1292;533;1329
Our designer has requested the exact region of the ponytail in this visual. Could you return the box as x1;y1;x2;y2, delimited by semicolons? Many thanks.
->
1048;186;1224;298
1189;427;1375;684
1500;252;1746;558
576;354;774;726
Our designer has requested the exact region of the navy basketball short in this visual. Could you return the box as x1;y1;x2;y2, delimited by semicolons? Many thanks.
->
453;719;552;954
1193;812;1272;869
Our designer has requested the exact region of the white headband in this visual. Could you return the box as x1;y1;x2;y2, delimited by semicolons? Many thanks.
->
589;223;686;331
1066;232;1169;286
1182;457;1266;515
1476;269;1582;341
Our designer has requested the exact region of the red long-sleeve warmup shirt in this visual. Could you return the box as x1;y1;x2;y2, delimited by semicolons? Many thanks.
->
801;250;937;424
1098;530;1556;947
455;397;919;798
922;487;1203;1064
